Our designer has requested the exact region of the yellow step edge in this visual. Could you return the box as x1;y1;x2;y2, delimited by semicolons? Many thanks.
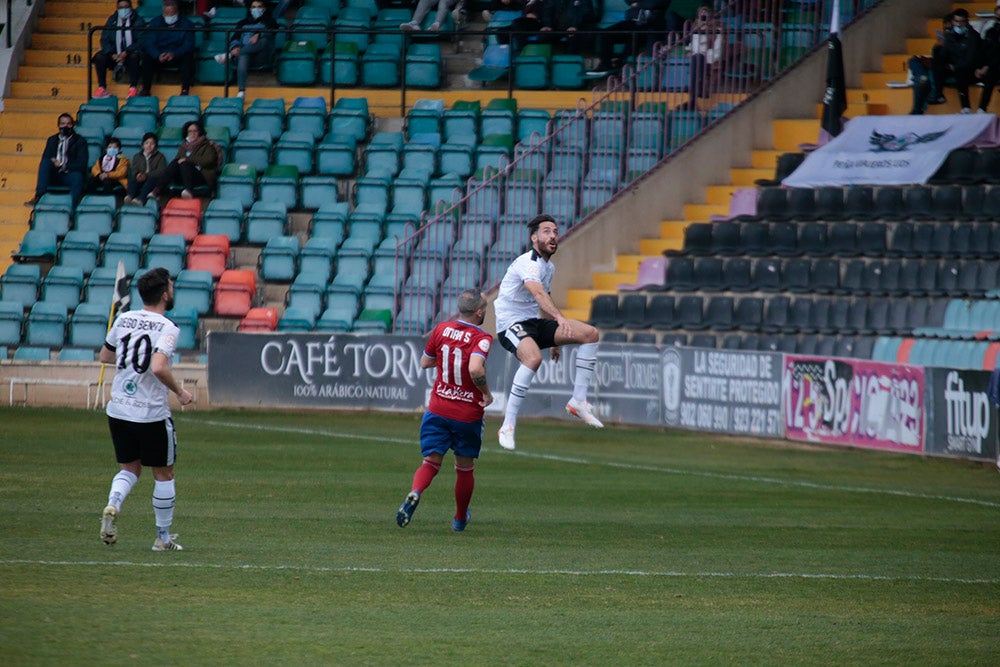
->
639;238;681;255
593;272;637;290
772;119;819;151
17;66;91;83
751;149;784;169
683;203;727;221
730;168;772;186
704;185;740;206
881;53;911;75
615;254;649;273
659;220;687;238
567;289;615;310
906;37;937;54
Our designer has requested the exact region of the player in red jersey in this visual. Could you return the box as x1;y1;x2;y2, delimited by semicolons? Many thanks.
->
396;289;493;531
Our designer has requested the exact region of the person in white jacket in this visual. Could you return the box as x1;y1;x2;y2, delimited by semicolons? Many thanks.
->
686;4;723;108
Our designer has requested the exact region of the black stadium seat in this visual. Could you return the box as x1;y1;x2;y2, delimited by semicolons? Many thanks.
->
873;187;906;221
740;221;770;256
620;294;649;329
703;296;735;331
723;257;753;292
799;222;829;256
844;186;876;221
647;295;677;330
734;296;764;331
589;294;621;328
815;186;846;221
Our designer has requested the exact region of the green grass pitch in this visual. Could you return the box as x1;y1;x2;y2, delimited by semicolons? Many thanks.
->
1;406;998;665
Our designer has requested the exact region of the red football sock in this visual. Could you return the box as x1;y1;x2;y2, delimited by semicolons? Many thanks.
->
411;458;441;493
454;464;475;520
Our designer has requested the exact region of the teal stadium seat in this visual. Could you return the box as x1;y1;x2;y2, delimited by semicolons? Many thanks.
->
259;164;301;210
278;41;319;85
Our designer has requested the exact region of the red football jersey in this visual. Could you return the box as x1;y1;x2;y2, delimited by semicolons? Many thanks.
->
424;319;493;422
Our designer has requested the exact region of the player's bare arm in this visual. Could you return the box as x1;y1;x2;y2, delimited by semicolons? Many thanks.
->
152;352;193;405
469;354;493;408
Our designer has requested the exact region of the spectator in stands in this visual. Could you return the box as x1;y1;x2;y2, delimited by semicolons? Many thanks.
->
156;121;221;201
213;0;279;99
140;0;196;96
684;3;722;108
87;138;130;198
932;8;983;114
976;3;1000;113
541;0;596;55
586;0;671;76
24;113;89;209
125;132;167;206
908;12;953;114
92;0;145;99
481;0;526;23
495;1;545;53
400;0;461;32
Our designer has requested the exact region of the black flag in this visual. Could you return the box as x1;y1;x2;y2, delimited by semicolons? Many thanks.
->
820;1;846;140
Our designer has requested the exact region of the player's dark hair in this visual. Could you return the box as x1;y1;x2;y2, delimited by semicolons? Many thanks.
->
142;131;158;145
953;8;969;19
57;112;74;126
527;213;556;237
137;267;171;306
457;289;486;317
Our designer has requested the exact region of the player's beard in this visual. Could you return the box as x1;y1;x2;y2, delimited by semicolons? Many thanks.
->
165;296;175;311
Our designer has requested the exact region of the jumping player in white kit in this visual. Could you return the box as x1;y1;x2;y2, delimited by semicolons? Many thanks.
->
494;214;603;450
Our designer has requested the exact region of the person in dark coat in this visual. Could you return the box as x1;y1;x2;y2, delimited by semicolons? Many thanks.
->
932;8;983;113
92;0;145;98
25;113;90;208
140;0;196;96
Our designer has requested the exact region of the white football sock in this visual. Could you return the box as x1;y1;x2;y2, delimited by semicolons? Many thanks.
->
572;343;598;402
503;364;536;429
153;479;176;540
108;470;138;511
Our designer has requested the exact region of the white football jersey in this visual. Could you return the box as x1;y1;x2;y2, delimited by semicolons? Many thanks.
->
104;309;180;423
494;249;555;332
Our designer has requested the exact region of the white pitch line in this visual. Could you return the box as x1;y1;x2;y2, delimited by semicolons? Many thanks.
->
188;418;1000;509
1;559;997;585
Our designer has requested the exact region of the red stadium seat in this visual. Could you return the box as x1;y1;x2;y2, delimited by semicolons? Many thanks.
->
214;269;256;317
187;234;230;278
159;198;203;242
239;306;278;331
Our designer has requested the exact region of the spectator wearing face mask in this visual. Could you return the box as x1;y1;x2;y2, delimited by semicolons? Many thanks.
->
932;8;983;113
141;0;196;96
88;138;130;198
25;113;90;209
92;0;145;99
213;0;279;99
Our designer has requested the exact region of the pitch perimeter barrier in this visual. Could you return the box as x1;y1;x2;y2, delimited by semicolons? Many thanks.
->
206;332;997;465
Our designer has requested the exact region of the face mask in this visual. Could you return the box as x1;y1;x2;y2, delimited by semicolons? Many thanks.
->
118;8;130;20
251;8;264;19
106;147;119;157
164;14;178;25
954;25;967;35
60;127;73;137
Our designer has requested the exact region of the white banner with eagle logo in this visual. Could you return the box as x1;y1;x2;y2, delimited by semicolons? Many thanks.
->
782;114;1000;187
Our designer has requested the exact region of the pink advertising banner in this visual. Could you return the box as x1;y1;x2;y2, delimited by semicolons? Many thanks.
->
783;356;925;453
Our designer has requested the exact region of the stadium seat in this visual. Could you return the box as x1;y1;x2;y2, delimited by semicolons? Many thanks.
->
142;234;187;277
244;98;286;139
58;231;101;276
278;41;319;86
214;270;257;317
274;131;316;175
259;164;301;210
159;198;203;242
239;306;279;332
173;269;215;315
259;236;300;282
25;301;67;347
0;300;24;347
40;265;85;311
245;202;288;245
167;306;199;349
100;232;143;275
187;234;230;278
216;163;259;210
